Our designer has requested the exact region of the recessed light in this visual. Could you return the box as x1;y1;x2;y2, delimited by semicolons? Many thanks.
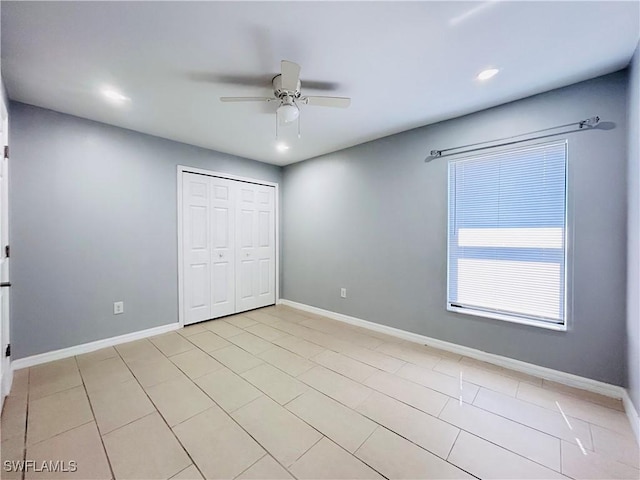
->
477;68;500;81
101;88;130;103
276;143;290;152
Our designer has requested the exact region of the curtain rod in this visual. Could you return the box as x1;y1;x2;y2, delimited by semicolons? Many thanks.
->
425;116;601;162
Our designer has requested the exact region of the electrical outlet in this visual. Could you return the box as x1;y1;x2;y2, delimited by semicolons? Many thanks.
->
340;288;347;298
113;301;124;315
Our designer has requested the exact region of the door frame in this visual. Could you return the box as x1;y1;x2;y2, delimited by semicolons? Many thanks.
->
176;165;280;328
0;92;10;403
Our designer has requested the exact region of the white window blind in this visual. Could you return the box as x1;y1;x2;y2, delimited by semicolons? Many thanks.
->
447;141;567;329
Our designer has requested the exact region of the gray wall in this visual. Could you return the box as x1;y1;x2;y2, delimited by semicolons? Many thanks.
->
9;102;281;359
283;71;629;386
627;42;640;411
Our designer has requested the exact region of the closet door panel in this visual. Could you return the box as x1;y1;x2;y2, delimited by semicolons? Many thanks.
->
236;183;275;312
183;173;212;325
210;178;236;318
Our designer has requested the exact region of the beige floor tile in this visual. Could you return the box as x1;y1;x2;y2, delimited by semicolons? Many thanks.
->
290;437;383;479
75;347;118;368
298;366;373;409
542;379;625;411
357;392;459;459
209;345;264;374
336;330;384;351
178;323;208;337
195;368;263;412
244;310;282;325
229;332;275;355
9;369;30;399
434;357;519;396
299;317;345;335
128;356;184;387
375;342;442;369
272;335;326;359
116;339;164;363
27;386;93;445
339;344;405;373
517;382;635;436
473;387;593;449
286;390;377;453
561;440;639;479
364;371;448;416
299;329;352;352
460;357;543;386
396;363;479;404
346;325;404;344
236;455;293;479
448;431;565;479
170;465;204;479
103;412;190;480
187;331;231;352
25;422;111;480
440;398;561;470
202;319;244;338
169;348;224;379
313;350;378;383
268;309;311;324
245;323;288;341
224;314;259;329
355;427;472;479
1;393;27;442
241;364;308;405
28;358;83;400
79;356;135;394
232;396;322;467
270;320;316;338
1;436;25;480
258;346;315;377
173;407;266;479
146;375;214;426
88;378;155;434
150;332;196;357
590;424;640;469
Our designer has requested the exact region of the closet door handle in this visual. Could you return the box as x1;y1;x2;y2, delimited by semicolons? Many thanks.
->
0;282;11;288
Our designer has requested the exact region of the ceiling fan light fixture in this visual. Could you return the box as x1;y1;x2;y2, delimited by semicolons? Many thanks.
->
277;103;299;124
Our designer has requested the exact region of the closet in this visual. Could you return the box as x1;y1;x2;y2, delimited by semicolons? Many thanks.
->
181;172;276;325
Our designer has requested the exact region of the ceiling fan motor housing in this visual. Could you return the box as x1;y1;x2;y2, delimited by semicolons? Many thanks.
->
272;75;301;99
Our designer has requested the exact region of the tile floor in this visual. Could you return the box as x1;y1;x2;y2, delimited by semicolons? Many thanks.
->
1;305;639;480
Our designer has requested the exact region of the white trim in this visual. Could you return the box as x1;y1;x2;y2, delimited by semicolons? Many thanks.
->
1;368;13;408
11;322;180;370
622;390;640;445
447;305;567;331
177;165;280;328
280;299;626;400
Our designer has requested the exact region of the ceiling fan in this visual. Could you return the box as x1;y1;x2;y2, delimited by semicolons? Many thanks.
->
220;60;351;136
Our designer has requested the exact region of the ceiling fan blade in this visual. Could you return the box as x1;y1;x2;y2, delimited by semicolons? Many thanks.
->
301;96;351;108
281;60;301;91
220;97;275;103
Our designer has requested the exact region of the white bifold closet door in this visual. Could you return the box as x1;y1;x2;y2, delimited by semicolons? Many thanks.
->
182;172;275;325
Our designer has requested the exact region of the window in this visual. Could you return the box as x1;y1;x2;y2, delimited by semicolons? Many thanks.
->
447;141;568;330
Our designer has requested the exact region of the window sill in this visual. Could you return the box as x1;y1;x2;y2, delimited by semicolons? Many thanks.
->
447;305;567;331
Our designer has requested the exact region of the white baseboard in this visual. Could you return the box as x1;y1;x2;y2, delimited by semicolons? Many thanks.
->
1;367;13;409
280;299;626;400
622;390;640;445
11;323;181;370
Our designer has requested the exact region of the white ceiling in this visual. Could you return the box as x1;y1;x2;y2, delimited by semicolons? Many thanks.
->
2;1;639;166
